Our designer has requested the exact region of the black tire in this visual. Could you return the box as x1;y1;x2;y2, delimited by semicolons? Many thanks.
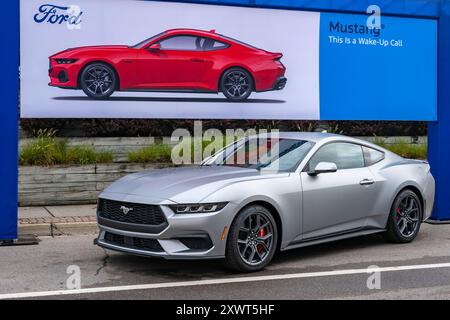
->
80;63;117;99
220;68;253;102
225;205;278;272
383;189;422;243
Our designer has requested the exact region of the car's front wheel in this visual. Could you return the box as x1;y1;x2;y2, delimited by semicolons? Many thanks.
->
384;189;422;243
225;205;278;272
220;68;253;102
80;63;117;99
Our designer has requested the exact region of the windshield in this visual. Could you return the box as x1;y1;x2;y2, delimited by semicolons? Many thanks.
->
131;31;166;49
202;137;314;172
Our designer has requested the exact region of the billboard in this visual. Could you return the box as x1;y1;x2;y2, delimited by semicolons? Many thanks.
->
20;0;437;120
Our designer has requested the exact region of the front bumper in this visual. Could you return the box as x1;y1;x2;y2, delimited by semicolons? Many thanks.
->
95;194;237;260
48;59;80;88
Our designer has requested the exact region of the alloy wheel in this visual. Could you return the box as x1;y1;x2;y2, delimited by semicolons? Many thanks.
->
83;65;114;96
395;194;420;237
237;213;274;266
223;71;251;98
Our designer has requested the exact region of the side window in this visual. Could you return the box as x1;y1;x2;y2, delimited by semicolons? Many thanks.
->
363;146;384;166
309;143;365;171
211;40;229;50
202;37;230;51
158;36;204;51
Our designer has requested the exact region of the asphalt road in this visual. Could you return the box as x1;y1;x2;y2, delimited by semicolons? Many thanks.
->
1;223;450;300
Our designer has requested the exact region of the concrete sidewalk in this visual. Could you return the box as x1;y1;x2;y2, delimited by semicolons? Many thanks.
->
18;205;98;237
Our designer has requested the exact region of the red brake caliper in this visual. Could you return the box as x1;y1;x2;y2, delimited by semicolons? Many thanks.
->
396;207;402;220
257;228;266;252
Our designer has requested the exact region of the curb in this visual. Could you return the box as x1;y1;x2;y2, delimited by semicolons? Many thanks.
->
19;222;99;237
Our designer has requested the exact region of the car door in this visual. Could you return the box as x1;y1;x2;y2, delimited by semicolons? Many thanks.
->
136;35;209;89
300;142;377;240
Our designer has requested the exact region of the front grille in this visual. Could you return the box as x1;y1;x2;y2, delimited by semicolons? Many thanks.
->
104;232;164;252
98;199;166;226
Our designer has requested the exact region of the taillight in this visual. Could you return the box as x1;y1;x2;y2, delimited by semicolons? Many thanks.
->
274;57;285;68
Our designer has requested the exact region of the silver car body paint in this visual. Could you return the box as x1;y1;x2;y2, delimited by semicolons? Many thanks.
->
96;132;435;259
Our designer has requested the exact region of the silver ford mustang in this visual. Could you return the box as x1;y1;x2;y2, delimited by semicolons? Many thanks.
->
95;133;435;272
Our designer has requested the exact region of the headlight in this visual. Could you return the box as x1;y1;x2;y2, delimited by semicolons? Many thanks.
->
55;58;78;64
170;202;228;214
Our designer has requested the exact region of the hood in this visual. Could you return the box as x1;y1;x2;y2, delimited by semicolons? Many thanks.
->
50;45;129;57
102;165;265;203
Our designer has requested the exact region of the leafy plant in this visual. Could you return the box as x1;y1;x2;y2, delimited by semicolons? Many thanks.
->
19;129;66;166
372;137;427;160
20;119;427;138
19;129;113;166
128;144;172;163
65;146;113;165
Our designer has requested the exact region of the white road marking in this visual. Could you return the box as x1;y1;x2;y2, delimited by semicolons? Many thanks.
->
1;262;450;299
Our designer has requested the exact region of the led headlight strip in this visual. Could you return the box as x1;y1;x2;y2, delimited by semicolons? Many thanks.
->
170;202;228;214
55;58;78;64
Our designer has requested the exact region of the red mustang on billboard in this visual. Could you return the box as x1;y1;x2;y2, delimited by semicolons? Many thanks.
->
48;29;287;101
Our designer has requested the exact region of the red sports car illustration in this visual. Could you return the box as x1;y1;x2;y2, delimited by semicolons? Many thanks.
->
48;29;287;101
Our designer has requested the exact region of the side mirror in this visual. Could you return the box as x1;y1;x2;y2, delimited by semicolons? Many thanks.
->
308;162;337;176
148;43;161;51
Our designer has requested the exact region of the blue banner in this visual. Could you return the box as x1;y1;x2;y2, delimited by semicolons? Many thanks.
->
319;12;437;120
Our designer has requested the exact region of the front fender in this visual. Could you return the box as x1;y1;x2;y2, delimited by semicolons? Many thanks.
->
200;174;302;249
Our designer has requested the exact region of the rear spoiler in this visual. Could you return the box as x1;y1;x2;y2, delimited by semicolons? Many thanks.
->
272;53;283;60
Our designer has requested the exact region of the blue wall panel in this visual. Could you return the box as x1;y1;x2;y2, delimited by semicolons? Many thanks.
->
428;2;450;221
0;0;19;240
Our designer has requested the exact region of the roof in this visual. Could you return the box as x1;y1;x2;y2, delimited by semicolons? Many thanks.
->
164;28;219;37
250;131;341;142
249;132;392;152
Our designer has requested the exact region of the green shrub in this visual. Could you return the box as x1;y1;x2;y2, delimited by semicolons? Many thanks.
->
20;119;428;137
373;138;427;160
127;137;237;164
19;130;67;166
19;129;114;166
65;146;114;165
128;144;172;163
385;142;427;160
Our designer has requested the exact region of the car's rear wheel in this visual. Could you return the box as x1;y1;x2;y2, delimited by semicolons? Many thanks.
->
80;63;117;99
225;205;278;272
384;189;422;243
220;68;253;102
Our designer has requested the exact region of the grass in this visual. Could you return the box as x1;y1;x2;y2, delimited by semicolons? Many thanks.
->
19;129;113;166
128;144;172;163
372;138;427;160
128;137;236;164
129;137;428;163
20;130;427;166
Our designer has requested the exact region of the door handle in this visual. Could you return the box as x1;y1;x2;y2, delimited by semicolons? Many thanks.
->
359;179;375;186
190;58;205;62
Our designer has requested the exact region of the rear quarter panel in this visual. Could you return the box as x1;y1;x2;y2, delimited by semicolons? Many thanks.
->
368;157;433;228
212;46;283;91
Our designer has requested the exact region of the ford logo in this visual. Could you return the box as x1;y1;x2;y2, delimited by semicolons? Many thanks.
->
34;4;83;26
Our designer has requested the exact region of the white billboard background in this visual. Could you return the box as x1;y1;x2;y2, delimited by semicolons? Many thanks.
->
20;0;320;119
